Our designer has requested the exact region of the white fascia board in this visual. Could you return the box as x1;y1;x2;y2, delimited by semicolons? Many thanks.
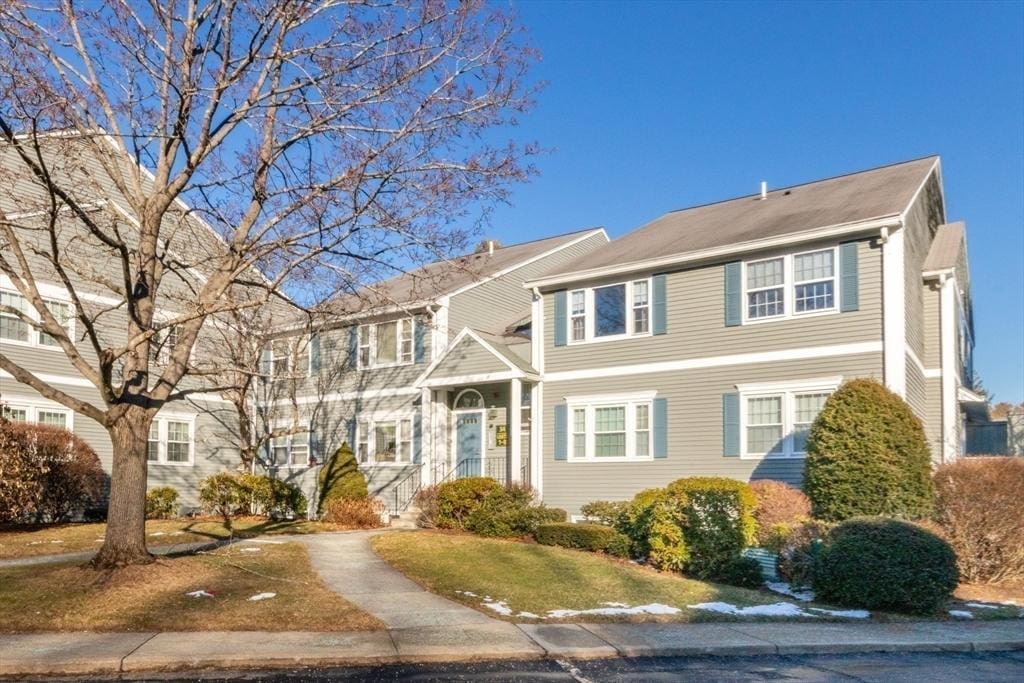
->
0;274;124;308
735;376;843;393
523;216;901;290
420;370;536;389
562;390;658;404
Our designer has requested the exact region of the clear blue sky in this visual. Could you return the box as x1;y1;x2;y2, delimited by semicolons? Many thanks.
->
481;0;1024;403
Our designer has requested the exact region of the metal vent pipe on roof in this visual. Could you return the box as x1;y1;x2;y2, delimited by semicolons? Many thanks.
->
760;181;767;200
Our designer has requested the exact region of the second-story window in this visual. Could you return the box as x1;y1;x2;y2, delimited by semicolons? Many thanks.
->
151;324;183;365
744;247;838;322
567;279;651;344
271;339;291;377
746;257;785;319
38;301;72;347
0;290;30;342
0;289;74;348
793;250;835;312
358;318;414;368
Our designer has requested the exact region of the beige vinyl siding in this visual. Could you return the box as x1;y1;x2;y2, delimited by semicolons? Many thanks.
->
447;231;606;337
541;352;883;516
428;336;509;379
902;173;945;360
905;353;927;425
544;238;882;373
923;283;942;368
924;376;943;462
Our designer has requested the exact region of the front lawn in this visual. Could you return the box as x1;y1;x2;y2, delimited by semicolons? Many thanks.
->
0;517;340;559
373;532;1023;623
0;541;382;632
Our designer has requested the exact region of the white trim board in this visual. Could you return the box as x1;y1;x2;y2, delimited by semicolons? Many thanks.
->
543;341;883;383
261;386;420;408
414;327;538;388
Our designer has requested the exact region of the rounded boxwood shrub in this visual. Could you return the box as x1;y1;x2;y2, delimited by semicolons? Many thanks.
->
619;487;689;571
666;477;756;579
536;522;623;553
579;500;628;527
432;477;504;529
715;555;765;589
145;486;180;519
803;379;934;522
317;443;368;514
812;517;958;615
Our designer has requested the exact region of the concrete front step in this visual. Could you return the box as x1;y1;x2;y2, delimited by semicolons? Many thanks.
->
389;506;422;529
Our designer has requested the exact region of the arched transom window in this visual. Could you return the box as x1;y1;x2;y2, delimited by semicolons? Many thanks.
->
454;389;484;410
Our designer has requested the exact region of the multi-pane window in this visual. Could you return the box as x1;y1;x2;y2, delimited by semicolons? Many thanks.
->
742;385;835;458
0;290;30;342
744;248;839;322
566;398;653;460
147;417;193;465
793;250;835;312
746;258;785;319
1;404;70;428
746;396;784;456
152;324;183;364
147;422;160;462
38;300;72;347
269;429;309;468
634;404;650;457
566;279;652;343
632;280;649;334
266;337;312;379
358;318;415;368
1;406;28;422
572;408;586;458
570;291;586;342
358;417;414;464
37;410;68;428
271;339;291;377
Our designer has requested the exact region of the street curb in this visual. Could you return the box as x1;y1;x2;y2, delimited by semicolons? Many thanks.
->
0;624;1021;677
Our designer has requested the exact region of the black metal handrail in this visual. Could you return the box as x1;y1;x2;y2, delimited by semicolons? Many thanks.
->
441;456;509;485
387;467;422;518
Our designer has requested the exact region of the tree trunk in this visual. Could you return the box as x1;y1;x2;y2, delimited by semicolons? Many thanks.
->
92;413;153;568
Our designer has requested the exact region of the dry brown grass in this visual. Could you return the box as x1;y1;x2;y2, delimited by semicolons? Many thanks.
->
955;580;1024;606
0;517;342;559
0;542;382;632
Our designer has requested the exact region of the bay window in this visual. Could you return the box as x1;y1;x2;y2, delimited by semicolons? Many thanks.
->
567;279;652;343
744;247;838;322
357;416;414;464
565;395;654;460
740;381;836;458
358;318;414;368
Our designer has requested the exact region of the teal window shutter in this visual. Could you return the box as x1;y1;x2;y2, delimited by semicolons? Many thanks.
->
652;274;667;335
412;413;423;464
309;333;320;374
553;291;567;347
553;404;567;460
309;425;320;464
724;262;742;327
346;418;356;450
414;317;426;363
346;326;358;369
653;397;668;458
261;347;272;376
723;393;740;456
840;242;859;312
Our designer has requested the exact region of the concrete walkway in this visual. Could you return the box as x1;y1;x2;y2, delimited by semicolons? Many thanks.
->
298;530;500;629
0;538;228;569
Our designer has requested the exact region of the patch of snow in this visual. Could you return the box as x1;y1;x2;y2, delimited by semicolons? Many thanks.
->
948;610;974;619
247;539;285;545
171;531;186;536
239;547;262;553
518;611;541;619
601;602;630;608
248;592;277;601
50;540;64;544
28;541;43;545
456;590;479;598
809;607;870;619
482;600;514;616
547;603;682;618
966;602;1003;610
766;582;815;602
186;590;214;598
149;532;166;537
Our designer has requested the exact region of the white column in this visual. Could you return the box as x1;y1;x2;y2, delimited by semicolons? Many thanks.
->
433;389;450;483
420;387;432;486
939;276;959;463
882;228;907;396
530;382;542;496
509;378;522;483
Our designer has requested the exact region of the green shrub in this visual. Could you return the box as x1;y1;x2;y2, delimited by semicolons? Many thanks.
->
603;531;633;558
666;477;756;579
145;487;179;519
776;519;832;587
432;477;504;529
536;522;621;552
813;517;958;614
804;379;934;522
317;443;368;514
715;555;765;589
199;472;246;526
463;484;563;537
579;500;628;527
749;480;811;549
618;487;689;571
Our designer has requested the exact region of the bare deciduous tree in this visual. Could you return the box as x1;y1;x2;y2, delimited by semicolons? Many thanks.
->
0;0;536;567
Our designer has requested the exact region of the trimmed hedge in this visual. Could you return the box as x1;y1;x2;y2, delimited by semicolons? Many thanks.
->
579;500;627;527
199;472;307;526
667;477;756;579
535;522;630;556
804;379;934;522
618;487;689;571
812;517;958;615
432;477;504;529
145;486;180;519
317;443;368;514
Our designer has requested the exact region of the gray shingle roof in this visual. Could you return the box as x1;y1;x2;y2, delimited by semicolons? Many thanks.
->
537;156;939;281
923;222;965;273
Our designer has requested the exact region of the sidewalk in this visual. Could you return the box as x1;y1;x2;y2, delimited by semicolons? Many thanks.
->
1;621;1022;676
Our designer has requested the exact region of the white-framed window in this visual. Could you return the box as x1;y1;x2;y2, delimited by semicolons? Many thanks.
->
739;379;838;458
0;289;74;349
358;318;415;369
565;393;654;461
151;323;183;364
743;247;838;323
355;416;414;465
270;429;310;468
1;402;73;429
147;416;195;466
566;279;652;344
266;336;311;379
